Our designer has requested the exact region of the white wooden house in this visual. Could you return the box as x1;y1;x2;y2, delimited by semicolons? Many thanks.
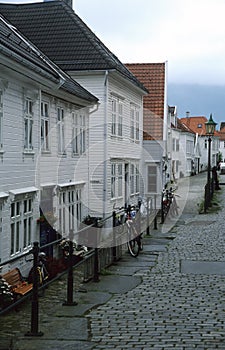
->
0;1;148;238
180;115;219;172
0;14;98;273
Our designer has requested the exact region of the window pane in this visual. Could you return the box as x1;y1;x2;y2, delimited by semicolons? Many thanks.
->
147;165;157;193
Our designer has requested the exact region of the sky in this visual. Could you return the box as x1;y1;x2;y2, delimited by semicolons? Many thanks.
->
2;0;225;121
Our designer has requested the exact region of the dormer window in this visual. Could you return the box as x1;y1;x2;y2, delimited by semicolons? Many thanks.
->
197;124;202;128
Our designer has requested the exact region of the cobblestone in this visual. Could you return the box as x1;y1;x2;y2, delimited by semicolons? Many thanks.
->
1;172;225;349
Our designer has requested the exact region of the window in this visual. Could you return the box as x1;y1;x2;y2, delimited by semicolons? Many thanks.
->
205;139;208;149
147;165;157;193
172;138;179;152
41;101;50;151
118;164;123;197
111;164;116;198
57;107;65;154
72;113;86;155
187;140;193;154
197;124;202;128
0;90;3;149
24;98;33;151
58;187;82;235
130;163;139;195
111;163;124;199
130;105;140;142
111;97;123;137
10;197;33;255
223;141;225;148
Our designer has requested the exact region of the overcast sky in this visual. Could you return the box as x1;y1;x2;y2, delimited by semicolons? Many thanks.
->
3;0;225;86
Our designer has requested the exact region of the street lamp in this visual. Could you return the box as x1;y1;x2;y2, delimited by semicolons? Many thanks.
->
204;114;217;212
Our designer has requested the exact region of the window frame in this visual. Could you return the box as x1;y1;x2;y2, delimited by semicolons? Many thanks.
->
10;197;33;256
111;97;123;138
57;107;65;154
41;101;50;152
24;98;33;151
72;112;87;155
58;187;82;235
130;104;140;142
147;165;157;194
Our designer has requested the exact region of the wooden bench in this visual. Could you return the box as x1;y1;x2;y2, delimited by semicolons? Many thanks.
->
2;268;33;297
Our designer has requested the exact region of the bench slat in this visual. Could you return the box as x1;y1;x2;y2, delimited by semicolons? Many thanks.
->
2;268;33;296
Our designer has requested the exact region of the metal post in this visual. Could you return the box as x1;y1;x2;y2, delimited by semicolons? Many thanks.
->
112;210;117;261
63;230;77;306
205;137;212;213
93;221;100;282
146;197;150;235
161;191;164;224
154;194;157;229
25;242;43;337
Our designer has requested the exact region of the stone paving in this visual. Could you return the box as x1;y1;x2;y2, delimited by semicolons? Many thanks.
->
1;172;225;349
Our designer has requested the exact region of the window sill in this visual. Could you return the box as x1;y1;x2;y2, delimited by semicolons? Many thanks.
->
58;152;67;157
23;150;35;155
111;135;123;140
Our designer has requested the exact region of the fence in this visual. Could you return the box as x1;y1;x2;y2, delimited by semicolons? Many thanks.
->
0;197;160;335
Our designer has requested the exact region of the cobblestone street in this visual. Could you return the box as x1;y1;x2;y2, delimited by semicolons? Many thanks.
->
1;172;225;349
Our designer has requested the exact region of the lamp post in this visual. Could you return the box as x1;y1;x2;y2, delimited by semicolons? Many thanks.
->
204;114;217;212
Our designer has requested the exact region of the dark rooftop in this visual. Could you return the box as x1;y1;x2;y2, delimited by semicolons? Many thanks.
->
0;1;147;93
0;12;98;104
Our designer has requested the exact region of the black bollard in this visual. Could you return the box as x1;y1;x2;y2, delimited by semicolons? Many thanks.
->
25;241;43;337
93;220;100;282
154;194;157;229
112;211;117;261
146;198;150;235
63;230;77;306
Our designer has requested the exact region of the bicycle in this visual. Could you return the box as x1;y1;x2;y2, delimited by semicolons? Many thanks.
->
114;205;143;257
162;187;179;219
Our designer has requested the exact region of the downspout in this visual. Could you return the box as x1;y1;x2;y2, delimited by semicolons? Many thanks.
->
163;61;169;184
103;71;109;219
87;102;99;211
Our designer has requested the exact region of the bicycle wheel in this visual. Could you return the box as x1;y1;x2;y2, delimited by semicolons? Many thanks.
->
127;238;140;257
127;224;140;257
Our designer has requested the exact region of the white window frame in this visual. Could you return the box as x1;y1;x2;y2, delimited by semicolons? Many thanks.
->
72;113;86;155
111;162;124;199
130;104;140;142
111;97;123;137
130;163;140;195
10;197;33;256
118;164;123;197
24;98;33;151
57;107;65;154
111;163;116;198
41;101;50;152
58;187;82;236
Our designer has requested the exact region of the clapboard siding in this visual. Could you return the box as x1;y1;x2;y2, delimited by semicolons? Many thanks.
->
69;72;145;215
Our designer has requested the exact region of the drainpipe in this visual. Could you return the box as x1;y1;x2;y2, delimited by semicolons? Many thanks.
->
87;102;99;212
103;71;109;219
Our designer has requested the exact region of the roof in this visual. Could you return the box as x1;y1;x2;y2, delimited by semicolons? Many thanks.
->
174;118;195;134
180;116;209;136
0;1;147;94
0;14;98;104
125;63;166;140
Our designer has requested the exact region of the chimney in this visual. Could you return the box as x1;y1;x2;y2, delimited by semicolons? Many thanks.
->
44;0;73;8
186;111;190;118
